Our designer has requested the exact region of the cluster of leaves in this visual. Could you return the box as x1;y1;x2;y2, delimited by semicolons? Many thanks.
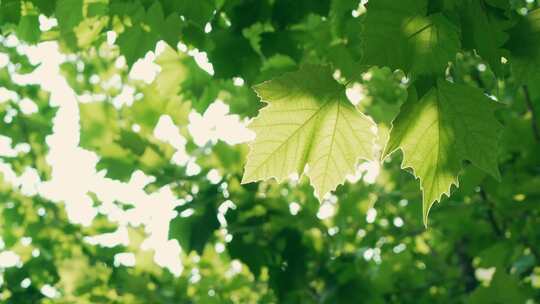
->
0;43;56;178
1;0;540;303
243;0;540;225
0;41;271;303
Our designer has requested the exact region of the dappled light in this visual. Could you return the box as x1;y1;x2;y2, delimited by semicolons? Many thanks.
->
1;0;540;303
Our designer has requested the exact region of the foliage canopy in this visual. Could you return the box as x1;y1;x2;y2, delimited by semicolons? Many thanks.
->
0;0;540;303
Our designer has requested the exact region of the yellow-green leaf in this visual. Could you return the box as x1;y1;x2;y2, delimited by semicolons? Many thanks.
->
242;65;377;199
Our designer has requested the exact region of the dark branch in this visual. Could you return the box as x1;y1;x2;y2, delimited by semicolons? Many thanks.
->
456;239;478;293
479;188;503;237
523;85;540;142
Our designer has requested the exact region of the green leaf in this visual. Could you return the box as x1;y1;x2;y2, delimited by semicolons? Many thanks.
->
117;130;146;156
153;45;189;97
0;81;56;178
79;101;119;148
271;0;330;29
55;0;83;32
87;2;108;17
161;13;184;47
242;65;377;199
117;24;156;67
460;0;510;75
169;185;221;254
330;0;359;36
0;0;21;24
74;16;108;49
176;0;215;27
361;0;460;76
16;15;40;44
143;2;181;48
469;270;528;304
208;29;262;82
54;0;83;48
31;0;57;16
117;2;182;67
506;9;540;85
383;80;502;225
95;147;137;180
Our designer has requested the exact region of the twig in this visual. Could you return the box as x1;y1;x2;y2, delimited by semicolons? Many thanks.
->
456;238;478;293
523;85;540;142
479;188;503;237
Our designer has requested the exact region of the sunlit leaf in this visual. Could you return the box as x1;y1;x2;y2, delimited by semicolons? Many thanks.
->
243;65;377;199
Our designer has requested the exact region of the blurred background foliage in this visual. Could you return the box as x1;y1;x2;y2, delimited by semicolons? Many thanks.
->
0;0;540;303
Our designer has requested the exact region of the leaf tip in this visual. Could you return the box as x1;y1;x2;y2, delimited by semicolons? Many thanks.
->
422;200;434;228
379;144;396;163
240;174;254;185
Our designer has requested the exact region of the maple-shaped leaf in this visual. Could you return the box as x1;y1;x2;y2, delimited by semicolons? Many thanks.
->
117;2;182;67
383;80;502;226
361;0;460;76
242;65;377;199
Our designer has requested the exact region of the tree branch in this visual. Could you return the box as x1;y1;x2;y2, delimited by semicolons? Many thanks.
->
456;238;478;293
479;188;503;238
523;85;540;142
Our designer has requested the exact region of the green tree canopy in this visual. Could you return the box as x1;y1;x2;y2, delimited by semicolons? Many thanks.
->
1;0;540;303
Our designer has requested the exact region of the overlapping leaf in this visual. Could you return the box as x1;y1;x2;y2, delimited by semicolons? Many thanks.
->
116;2;182;67
460;0;510;75
361;0;460;76
383;80;502;225
506;9;540;84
